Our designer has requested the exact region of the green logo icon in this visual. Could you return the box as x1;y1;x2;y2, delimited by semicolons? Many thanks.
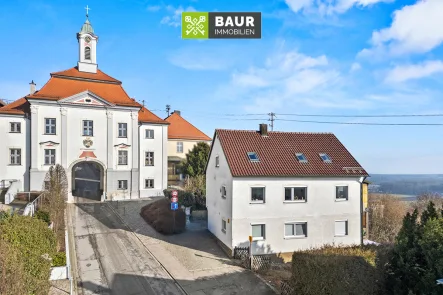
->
182;12;209;39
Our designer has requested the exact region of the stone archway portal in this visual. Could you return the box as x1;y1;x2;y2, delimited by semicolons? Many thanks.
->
72;161;103;201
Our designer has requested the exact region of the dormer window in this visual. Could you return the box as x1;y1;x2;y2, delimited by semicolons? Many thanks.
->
247;152;259;162
85;47;91;60
319;153;332;163
296;153;308;163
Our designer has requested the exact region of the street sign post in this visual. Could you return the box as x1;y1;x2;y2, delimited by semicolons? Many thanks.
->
171;203;178;210
171;196;178;203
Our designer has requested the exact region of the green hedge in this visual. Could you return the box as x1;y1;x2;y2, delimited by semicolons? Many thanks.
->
140;198;186;235
52;252;66;267
290;245;391;295
35;210;50;224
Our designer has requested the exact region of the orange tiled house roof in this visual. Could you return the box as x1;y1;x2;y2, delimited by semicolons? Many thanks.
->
165;112;211;141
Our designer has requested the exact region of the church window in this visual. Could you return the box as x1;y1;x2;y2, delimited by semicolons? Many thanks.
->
83;120;93;136
145;152;154;166
10;149;21;165
118;123;127;138
145;179;154;188
44;149;56;165
118;180;128;190
118;150;128;165
10;122;21;133
45;118;56;135
146;129;154;139
85;47;91;60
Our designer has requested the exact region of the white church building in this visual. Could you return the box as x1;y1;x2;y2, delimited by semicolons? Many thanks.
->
0;16;169;203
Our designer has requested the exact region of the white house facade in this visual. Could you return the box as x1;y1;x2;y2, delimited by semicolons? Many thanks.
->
0;16;169;203
206;124;368;256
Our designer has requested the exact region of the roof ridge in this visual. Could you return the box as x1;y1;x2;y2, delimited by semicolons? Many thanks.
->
216;129;334;135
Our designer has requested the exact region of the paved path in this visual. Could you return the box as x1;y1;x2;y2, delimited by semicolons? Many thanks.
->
69;202;183;295
108;199;276;295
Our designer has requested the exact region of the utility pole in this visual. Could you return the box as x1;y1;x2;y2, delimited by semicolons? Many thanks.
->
268;112;276;131
166;104;171;116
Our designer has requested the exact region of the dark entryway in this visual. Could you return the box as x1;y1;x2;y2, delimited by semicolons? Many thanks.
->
72;161;103;201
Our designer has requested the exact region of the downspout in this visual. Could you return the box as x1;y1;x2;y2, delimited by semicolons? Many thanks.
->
162;125;164;194
359;176;367;245
138;122;141;197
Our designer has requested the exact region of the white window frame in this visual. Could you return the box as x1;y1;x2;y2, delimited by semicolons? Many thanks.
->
118;123;127;138
118;180;128;190
145;179;154;188
44;149;56;165
335;220;348;237
45;118;56;135
10;122;21;133
335;185;349;201
284;186;307;203
83;120;93;136
250;186;265;204
221;185;227;198
222;219;227;233
9;148;21;165
145;129;154;139
215;155;220;167
284;222;308;239
145;152;154;166
177;142;183;153
251;223;266;241
118;150;128;165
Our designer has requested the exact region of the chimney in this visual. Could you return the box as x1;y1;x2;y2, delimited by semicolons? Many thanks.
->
173;110;181;116
259;123;268;136
29;80;36;95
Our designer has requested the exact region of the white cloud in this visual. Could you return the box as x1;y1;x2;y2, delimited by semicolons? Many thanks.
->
385;60;443;83
160;5;196;27
350;62;361;72
284;0;392;15
146;5;161;12
361;0;443;57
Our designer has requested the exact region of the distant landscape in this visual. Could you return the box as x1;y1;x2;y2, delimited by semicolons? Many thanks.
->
367;174;443;197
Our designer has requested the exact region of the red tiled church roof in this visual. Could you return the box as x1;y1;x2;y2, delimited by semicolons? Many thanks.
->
215;129;368;177
165;112;211;141
139;106;169;125
0;97;29;115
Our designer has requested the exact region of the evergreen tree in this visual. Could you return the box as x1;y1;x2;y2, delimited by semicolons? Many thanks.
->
421;201;439;225
180;142;210;177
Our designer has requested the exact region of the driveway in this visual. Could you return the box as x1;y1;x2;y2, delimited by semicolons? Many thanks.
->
108;199;276;295
68;202;183;295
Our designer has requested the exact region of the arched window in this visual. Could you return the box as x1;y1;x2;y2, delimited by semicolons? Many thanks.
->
85;47;91;60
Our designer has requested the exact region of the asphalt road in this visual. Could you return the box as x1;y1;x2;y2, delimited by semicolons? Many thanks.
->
70;202;183;295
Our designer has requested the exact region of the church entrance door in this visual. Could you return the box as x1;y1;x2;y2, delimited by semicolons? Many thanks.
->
72;161;104;201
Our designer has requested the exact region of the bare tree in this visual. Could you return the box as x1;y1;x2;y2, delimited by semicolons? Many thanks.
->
42;164;68;250
411;193;443;216
368;193;407;244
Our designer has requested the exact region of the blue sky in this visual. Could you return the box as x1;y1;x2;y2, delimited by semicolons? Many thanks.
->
1;0;443;174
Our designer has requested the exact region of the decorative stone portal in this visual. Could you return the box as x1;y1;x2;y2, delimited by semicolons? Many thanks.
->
71;161;104;201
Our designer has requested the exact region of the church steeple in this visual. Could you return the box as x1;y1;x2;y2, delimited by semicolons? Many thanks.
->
77;6;98;74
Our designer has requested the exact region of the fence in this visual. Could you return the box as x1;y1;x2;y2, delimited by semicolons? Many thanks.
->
23;192;45;216
251;255;271;272
280;280;294;295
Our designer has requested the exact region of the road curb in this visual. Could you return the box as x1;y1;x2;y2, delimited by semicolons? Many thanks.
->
105;202;189;295
66;204;80;295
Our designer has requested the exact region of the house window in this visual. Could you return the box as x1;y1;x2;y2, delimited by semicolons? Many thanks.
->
45;118;56;135
145;179;154;188
285;222;307;238
145;152;154;166
285;187;307;202
118;151;128;165
177;142;183;153
222;219;227;233
10;149;21;165
145;129;154;139
10;122;21;133
83;120;93;136
251;224;265;240
247;152;259;162
215;156;219;167
336;186;348;201
85;47;91;60
335;220;348;236
118;180;128;190
251;187;265;203
118;123;127;138
319;153;332;163
295;153;308;163
44;149;55;165
221;186;227;198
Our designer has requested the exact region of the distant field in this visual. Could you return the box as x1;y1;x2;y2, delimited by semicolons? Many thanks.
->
367;174;443;196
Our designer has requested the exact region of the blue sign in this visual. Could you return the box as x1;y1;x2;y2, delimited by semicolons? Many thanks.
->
171;202;178;210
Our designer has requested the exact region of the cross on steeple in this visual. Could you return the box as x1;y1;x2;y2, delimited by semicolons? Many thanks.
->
85;5;91;17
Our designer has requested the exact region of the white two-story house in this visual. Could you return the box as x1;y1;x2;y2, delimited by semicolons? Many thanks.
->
0;15;169;203
206;124;368;256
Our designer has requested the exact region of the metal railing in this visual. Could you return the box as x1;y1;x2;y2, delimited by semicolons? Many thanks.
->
23;192;45;216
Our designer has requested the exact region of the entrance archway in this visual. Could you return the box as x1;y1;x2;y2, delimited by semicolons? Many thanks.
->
71;161;104;201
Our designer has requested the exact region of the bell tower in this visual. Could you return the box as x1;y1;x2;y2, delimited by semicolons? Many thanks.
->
77;6;98;73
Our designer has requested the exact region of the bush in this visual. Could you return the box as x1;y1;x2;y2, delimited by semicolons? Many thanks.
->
35;210;50;224
52;252;66;267
290;244;390;295
183;175;206;196
140;198;186;235
0;215;57;295
163;189;196;207
0;239;27;295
